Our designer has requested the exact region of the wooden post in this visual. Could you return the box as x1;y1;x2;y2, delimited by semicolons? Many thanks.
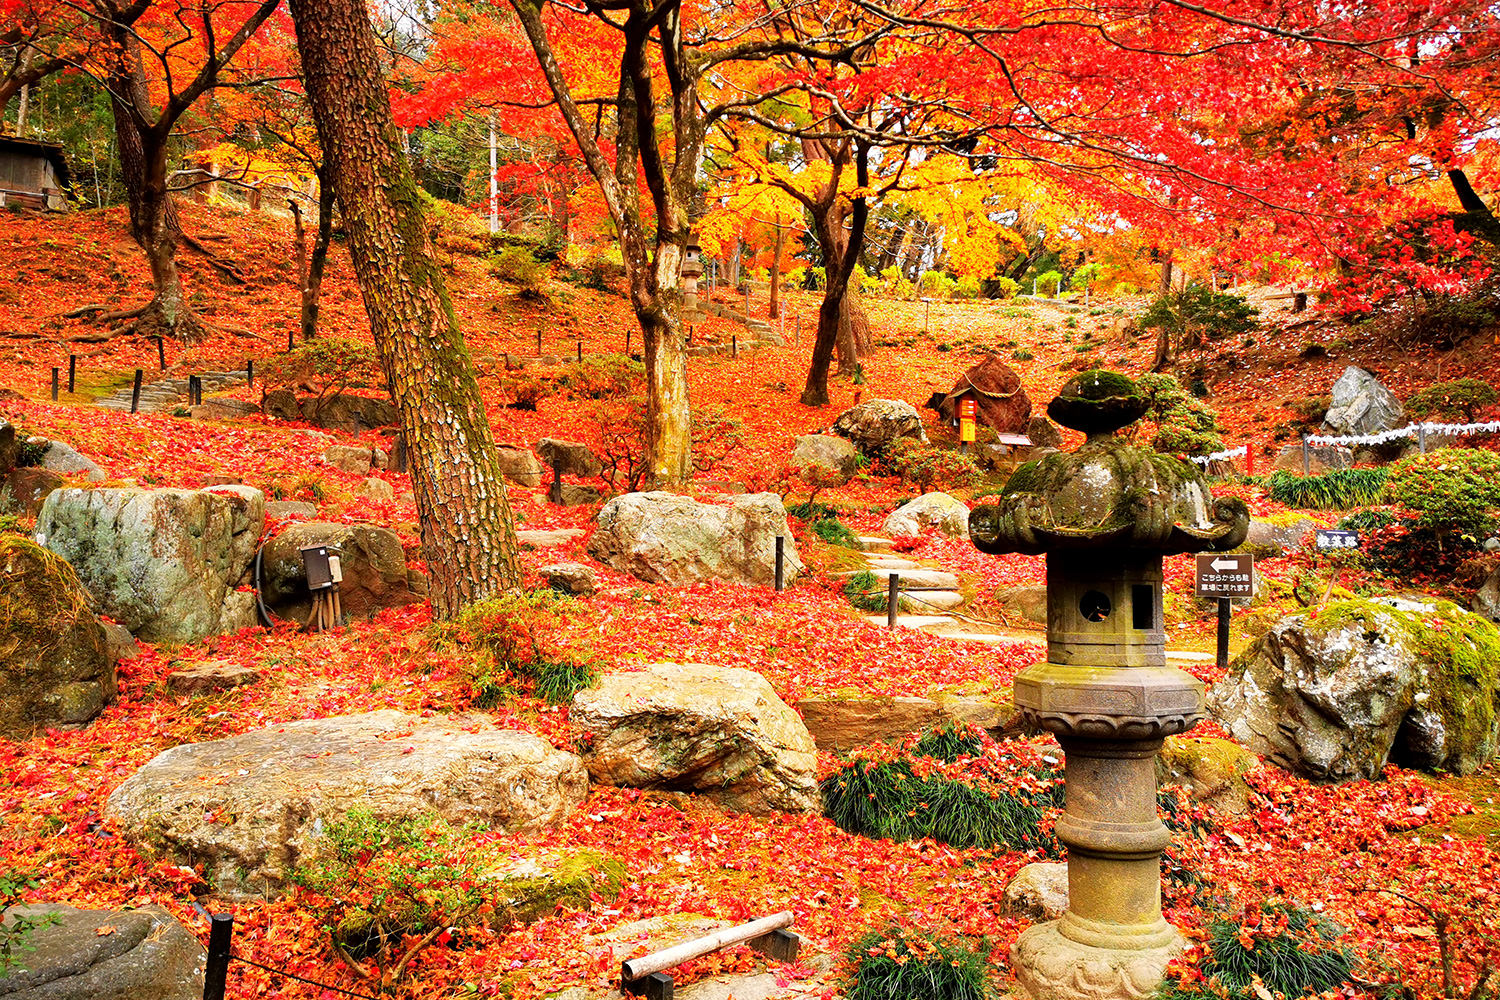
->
774;536;785;592
537;328;543;356
246;359;253;387
130;369;143;413
68;354;76;393
1216;597;1231;673
202;912;234;1000
577;340;583;363
626;330;631;356
1301;437;1310;476
50;367;59;401
287;326;295;352
156;336;167;371
732;335;737;358
548;457;563;504
887;574;899;628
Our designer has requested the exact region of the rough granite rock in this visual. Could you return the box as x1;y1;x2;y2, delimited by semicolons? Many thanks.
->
995;585;1048;625
321;443;385;475
0;903;203;1000
883;492;970;538
792;434;859;485
189;398;260;421
796;694;944;751
588;492;802;587
832;398;927;454
302;393;399;433
539;562;598;596
496;445;544;487
1026;416;1063;449
0;466;64;517
165;659;262;695
35;487;264;643
1156;736;1259;815
0;537;114;736
1322;366;1405;437
105;710;589;896
355;477;395;502
536;438;602;478
1004;863;1070;921
30;439;106;482
1211;596;1500;781
260;521;421;622
1272;443;1355;475
571;663;819;814
0;419;17;475
1240;514;1321;557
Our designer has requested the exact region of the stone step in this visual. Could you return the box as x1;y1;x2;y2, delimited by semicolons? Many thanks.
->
517;527;586;547
855;536;893;552
836;567;959;590
864;613;953;629
865;556;921;570
899;590;964;612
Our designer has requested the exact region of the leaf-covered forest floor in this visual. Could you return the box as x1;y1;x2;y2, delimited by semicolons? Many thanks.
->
1;203;1497;998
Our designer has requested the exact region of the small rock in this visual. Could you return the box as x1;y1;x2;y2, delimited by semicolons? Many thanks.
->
1272;443;1354;475
260;522;421;622
1241;515;1320;557
1004;862;1069;921
267;500;318;519
1156;736;1259;815
536;438;602;478
31;439;106;482
261;389;302;421
1322;366;1405;437
899;590;963;612
0;903;204;999
356;477;395;502
792;434;859;485
558;483;602;506
496;445;544;487
101;623;140;664
189;398;260;421
832;398;927;454
322;443;388;475
796;694;944;752
539;562;598;596
883;492;969;538
165;660;262;695
1026;416;1063;449
1475;565;1500;623
572;663;818;814
303;393;399;433
589;492;802;587
995;585;1047;625
0;465;64;517
518;528;586;548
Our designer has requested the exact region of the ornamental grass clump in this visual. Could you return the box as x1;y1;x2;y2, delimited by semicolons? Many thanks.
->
821;724;1064;853
1268;468;1390;510
1158;901;1356;1000
433;591;601;706
844;922;994;1000
843;570;889;613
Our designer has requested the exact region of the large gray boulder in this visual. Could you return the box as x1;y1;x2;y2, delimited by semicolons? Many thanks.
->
0;537;113;737
35;487;264;643
1211;596;1500;781
105;710;589;897
260;521;422;622
302;393;399;433
571;663;819;814
883;492;970;538
536;438;602;478
0;903;203;1000
792;434;859;485
1241;514;1320;557
588;491;802;587
832;399;927;454
495;445;544;487
1322;366;1405;437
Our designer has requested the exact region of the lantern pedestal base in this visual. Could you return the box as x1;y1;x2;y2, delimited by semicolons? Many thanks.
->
1011;921;1183;1000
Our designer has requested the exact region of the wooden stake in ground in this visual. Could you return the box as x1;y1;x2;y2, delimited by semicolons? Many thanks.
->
288;0;522;617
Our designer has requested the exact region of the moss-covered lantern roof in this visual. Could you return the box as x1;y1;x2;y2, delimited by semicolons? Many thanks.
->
971;370;1249;556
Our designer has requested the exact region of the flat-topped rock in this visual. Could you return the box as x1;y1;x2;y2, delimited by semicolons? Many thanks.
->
900;589;963;611
518;527;586;547
105;710;589;896
0;903;203;999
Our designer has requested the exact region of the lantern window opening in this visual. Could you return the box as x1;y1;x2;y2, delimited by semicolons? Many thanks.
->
1132;584;1154;630
1079;590;1112;622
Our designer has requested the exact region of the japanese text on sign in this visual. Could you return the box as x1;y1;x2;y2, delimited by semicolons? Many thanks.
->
1195;553;1254;598
1314;529;1359;550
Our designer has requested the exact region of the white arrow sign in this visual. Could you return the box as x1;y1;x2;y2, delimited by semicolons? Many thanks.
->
1211;557;1239;572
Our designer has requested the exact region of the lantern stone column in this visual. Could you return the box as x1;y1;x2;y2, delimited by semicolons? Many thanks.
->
969;371;1249;1000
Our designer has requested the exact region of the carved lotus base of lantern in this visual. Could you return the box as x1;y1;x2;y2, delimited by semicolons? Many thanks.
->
1013;661;1206;741
1011;921;1184;1000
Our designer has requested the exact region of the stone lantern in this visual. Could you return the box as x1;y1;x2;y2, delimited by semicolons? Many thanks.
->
682;238;705;318
969;370;1248;1000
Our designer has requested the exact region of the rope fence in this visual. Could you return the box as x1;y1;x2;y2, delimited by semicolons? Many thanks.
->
1305;419;1500;447
193;907;379;1000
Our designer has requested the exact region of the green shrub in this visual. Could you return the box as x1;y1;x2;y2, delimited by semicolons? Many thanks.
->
1158;901;1354;1000
1034;269;1064;296
489;245;548;288
843;571;889;613
788;500;841;522
820;727;1064;853
844;923;993;1000
1383;448;1500;537
556;354;643;399
1268;468;1390;510
1012;348;1035;361
1406;378;1499;423
813;517;859;548
434;591;601;706
258;338;381;406
1140;283;1258;344
1336;509;1480;581
1135;373;1225;456
880;439;980;492
1;870;57;975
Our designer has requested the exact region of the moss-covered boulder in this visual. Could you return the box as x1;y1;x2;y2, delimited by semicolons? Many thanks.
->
1210;596;1500;781
1156;736;1259;814
0;536;114;736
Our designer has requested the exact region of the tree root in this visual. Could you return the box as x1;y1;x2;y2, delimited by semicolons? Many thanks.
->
180;231;246;284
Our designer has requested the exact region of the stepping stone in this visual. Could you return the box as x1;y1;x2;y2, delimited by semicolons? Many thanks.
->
165;660;261;695
865;556;920;570
1166;650;1215;662
855;536;893;552
900;590;963;612
836;567;959;590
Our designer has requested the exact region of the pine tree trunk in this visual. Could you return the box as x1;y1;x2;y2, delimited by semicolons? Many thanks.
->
288;0;522;618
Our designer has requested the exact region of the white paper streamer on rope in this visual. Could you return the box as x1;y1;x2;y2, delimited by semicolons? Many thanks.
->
1304;420;1500;448
1189;444;1249;466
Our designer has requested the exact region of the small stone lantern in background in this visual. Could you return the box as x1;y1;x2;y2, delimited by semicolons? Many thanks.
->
970;370;1248;1000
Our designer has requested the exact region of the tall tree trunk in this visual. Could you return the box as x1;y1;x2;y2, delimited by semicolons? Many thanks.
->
303;173;335;341
801;148;870;406
1158;253;1174;296
288;0;522;618
768;221;785;319
106;38;204;339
